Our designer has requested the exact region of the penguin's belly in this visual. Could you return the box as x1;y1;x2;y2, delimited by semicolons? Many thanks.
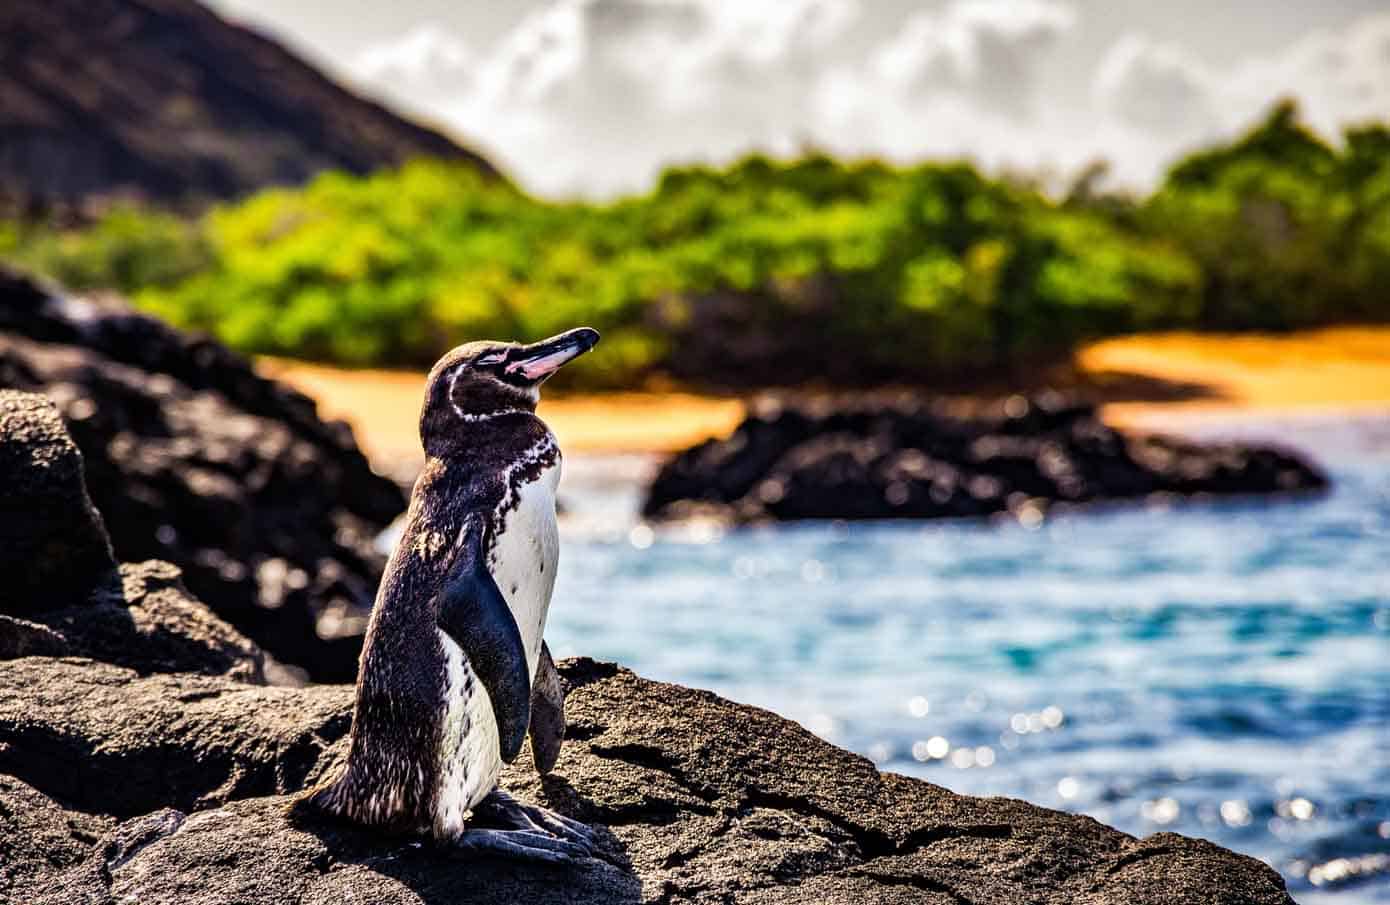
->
488;462;561;681
432;462;560;837
433;630;501;838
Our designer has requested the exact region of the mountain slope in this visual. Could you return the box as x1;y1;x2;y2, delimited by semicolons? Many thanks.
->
0;0;495;211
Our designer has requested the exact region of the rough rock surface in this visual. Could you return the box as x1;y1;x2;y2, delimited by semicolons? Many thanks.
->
0;389;115;614
0;774;115;902
0;388;268;681
645;394;1328;522
10;560;267;682
0;658;347;818
0;656;1294;904
0;0;494;212
0;270;406;679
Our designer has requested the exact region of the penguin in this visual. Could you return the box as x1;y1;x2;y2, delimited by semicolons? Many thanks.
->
297;327;600;864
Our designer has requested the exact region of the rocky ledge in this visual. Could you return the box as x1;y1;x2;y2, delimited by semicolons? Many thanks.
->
0;269;406;680
0;390;265;681
0;387;1295;903
0;656;1295;905
644;394;1327;522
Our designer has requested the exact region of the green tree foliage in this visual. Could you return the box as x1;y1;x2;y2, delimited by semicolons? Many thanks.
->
3;103;1386;389
1142;100;1390;328
3;206;211;292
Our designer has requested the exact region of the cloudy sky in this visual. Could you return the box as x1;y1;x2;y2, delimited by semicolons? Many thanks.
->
208;0;1390;198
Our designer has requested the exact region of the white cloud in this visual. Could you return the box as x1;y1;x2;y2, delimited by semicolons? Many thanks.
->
1086;13;1390;186
352;0;861;194
355;24;474;95
1092;35;1218;138
1094;14;1390;142
1223;12;1390;137
502;0;860;117
874;0;1075;112
351;3;1390;198
811;0;1083;183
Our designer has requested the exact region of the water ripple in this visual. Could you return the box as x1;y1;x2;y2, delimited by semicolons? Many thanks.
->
547;416;1390;900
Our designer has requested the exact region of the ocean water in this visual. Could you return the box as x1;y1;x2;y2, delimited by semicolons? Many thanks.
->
546;415;1390;903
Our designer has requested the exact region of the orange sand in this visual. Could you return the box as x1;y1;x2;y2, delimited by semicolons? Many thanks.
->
1082;327;1390;431
259;326;1390;466
257;359;745;464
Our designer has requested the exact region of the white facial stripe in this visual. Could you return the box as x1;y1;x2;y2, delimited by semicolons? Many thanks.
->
447;363;465;421
446;362;527;421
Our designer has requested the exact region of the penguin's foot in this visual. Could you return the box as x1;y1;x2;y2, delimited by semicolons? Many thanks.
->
450;828;590;866
470;789;600;855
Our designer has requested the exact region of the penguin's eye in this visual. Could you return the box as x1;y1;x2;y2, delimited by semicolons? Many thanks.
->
475;353;506;366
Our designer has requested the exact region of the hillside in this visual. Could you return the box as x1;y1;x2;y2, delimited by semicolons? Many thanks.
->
0;0;494;212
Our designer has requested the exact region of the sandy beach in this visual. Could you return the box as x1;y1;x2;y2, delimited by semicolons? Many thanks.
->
259;326;1390;468
258;360;748;465
1080;326;1390;430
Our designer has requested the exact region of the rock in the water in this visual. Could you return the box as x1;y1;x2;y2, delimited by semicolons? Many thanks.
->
0;656;1294;904
644;394;1328;522
0;270;407;679
0;390;115;614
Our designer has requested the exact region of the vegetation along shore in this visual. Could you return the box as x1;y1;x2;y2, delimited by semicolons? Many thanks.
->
4;102;1389;395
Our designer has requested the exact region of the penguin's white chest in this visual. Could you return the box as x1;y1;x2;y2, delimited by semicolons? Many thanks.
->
489;461;561;680
433;633;499;838
433;460;561;838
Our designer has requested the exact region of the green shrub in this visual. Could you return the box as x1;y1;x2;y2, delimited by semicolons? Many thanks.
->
3;103;1387;388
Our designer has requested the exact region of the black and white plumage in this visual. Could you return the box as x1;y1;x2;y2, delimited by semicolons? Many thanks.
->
299;328;599;863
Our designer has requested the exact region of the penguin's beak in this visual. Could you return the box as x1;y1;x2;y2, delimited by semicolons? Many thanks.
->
506;327;600;381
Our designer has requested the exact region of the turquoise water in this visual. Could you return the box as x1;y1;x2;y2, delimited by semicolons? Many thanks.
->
548;415;1390;902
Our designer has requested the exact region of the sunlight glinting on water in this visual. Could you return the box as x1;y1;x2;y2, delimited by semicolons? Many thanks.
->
545;417;1390;901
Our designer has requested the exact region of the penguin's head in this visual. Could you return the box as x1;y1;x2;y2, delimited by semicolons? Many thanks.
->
420;327;600;451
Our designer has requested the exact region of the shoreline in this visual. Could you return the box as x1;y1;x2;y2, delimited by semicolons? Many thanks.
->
1078;326;1390;432
1099;399;1390;433
258;326;1390;467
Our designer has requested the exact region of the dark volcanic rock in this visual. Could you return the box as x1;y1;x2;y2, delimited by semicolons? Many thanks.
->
19;560;267;682
644;394;1328;522
0;774;115;903
0;0;495;212
0;658;350;819
0;656;1293;904
0;616;69;659
0;270;407;680
0;387;268;680
0;390;115;614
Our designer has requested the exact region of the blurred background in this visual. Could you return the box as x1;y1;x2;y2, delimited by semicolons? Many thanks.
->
1;0;1388;901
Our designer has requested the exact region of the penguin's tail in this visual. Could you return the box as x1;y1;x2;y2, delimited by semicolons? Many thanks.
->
286;779;347;827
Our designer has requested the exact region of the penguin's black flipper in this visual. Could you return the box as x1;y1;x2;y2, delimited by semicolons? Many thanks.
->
436;536;531;764
529;642;565;774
